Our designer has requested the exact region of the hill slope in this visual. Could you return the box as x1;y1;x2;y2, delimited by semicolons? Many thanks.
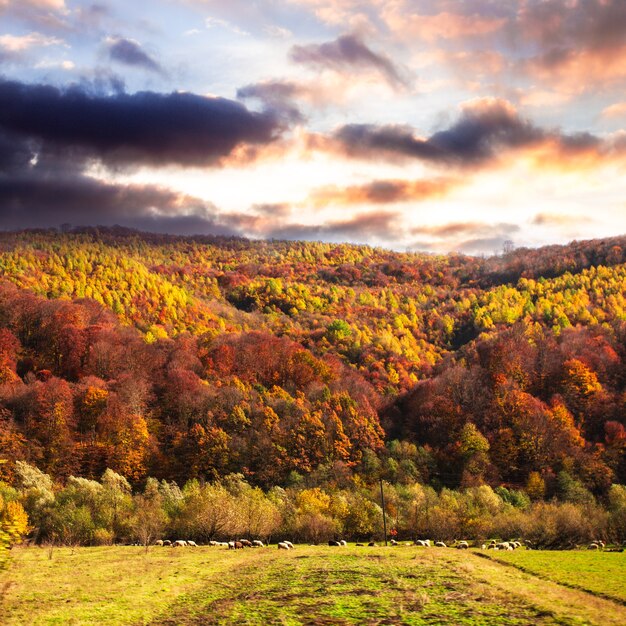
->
0;228;624;491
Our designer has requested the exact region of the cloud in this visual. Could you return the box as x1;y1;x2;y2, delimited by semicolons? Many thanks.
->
408;220;522;254
412;221;519;239
455;236;514;255
0;31;64;53
438;50;506;81
252;202;292;217
602;102;626;119
331;98;544;166
531;213;593;227
372;1;626;90
309;177;457;206
105;37;163;74
237;75;361;115
0;79;298;235
0;175;231;234
264;25;292;39
519;0;626;52
178;0;304;37
512;0;626;90
0;129;248;236
289;33;410;89
205;16;249;36
0;0;70;31
0;132;229;234
324;98;626;170
380;4;506;43
405;219;519;254
237;80;305;123
531;213;570;227
285;0;375;28
5;0;66;9
525;45;626;92
34;58;74;70
265;210;401;242
0;0;67;15
0;79;288;167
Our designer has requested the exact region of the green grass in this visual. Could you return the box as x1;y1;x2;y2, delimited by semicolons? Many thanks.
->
479;549;626;603
2;545;626;625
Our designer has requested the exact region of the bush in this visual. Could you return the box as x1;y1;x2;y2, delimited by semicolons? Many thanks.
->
524;502;607;548
608;484;626;542
93;528;114;546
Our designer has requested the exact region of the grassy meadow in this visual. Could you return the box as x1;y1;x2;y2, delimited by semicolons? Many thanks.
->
1;544;625;625
479;549;626;603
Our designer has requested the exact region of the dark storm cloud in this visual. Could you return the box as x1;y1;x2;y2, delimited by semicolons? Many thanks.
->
0;79;287;167
0;131;35;173
289;34;409;89
333;99;544;166
0;126;251;236
0;166;236;235
106;37;163;74
330;98;616;168
0;127;240;236
333;123;442;161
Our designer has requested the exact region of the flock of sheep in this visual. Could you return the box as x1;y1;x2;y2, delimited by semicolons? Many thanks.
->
154;538;266;549
152;537;611;551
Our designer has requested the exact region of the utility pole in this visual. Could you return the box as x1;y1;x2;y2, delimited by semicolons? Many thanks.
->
380;478;387;546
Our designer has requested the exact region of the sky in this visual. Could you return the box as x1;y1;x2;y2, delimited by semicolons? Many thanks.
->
1;0;626;254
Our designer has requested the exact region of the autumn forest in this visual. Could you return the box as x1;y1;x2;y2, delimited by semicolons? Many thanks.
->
1;228;626;547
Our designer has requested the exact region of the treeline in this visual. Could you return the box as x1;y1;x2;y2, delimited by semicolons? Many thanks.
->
4;462;626;549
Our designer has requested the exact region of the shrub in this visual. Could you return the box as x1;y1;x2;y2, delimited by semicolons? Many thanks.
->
524;501;607;548
93;528;114;546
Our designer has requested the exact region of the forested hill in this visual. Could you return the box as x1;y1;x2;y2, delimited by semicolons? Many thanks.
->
0;228;625;495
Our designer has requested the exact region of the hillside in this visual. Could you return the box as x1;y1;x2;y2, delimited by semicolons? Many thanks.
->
0;228;625;494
